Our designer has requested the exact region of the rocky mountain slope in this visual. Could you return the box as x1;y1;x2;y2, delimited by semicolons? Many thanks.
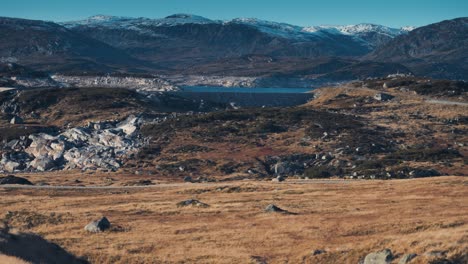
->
61;15;371;68
0;17;145;72
0;77;465;177
60;14;414;69
369;17;468;80
0;14;466;82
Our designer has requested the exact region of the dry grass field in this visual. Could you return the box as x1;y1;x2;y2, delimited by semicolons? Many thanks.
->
0;176;467;263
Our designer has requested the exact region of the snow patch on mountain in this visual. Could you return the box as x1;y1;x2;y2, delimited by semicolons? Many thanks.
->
61;14;415;41
61;14;217;29
304;23;413;38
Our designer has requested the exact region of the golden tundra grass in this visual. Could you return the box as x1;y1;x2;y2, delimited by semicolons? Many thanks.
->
0;176;467;263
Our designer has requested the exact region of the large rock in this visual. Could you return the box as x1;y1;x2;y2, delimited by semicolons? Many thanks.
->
26;134;65;160
409;169;440;178
62;128;91;142
267;153;317;176
374;93;394;102
183;176;193;183
364;249;393;264
3;161;21;172
176;199;209;208
84;217;111;233
116;116;139;135
264;204;291;214
272;176;285;182
10;116;23;124
30;156;56;171
0;175;33;185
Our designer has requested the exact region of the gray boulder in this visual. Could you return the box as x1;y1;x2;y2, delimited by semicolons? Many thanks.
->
177;199;209;208
374;93;395;102
10;116;23;124
3;161;21;172
116;115;139;135
264;204;293;214
62;128;91;142
30;156;56;171
84;217;111;233
183;176;193;183
364;249;393;264
272;176;285;182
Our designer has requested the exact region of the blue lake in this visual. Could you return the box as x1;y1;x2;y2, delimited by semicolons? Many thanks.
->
181;86;314;93
172;86;315;107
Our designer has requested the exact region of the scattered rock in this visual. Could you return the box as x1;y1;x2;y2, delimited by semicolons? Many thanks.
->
264;204;292;214
0;175;33;185
409;169;441;178
0;115;143;172
124;179;154;186
267;154;317;176
398;253;417;264
271;176;285;182
374;93;395;102
424;250;447;258
312;249;326;256
250;256;268;264
84;217;111;233
10;116;23;124
177;199;209;208
364;249;393;264
183;176;193;183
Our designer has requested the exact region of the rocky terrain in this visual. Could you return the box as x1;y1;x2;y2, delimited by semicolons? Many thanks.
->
0;76;465;264
0;116;143;172
369;17;468;80
0;10;467;264
51;74;178;92
0;76;465;180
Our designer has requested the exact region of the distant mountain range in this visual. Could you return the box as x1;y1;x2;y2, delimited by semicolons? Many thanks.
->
0;14;466;81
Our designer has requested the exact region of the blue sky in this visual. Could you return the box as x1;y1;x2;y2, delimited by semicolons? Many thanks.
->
1;0;467;27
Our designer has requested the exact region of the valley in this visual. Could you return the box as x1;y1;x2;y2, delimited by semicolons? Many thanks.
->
0;8;467;264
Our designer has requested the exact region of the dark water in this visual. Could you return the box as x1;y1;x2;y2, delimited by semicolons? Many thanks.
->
172;86;315;107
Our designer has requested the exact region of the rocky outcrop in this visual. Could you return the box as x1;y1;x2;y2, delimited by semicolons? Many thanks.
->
51;75;179;92
264;204;294;214
0;115;144;172
84;217;111;233
176;199;209;208
9;116;23;124
0;175;33;185
363;249;393;264
266;153;327;176
374;93;394;101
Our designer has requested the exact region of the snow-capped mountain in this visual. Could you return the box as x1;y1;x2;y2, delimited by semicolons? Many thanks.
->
62;14;217;28
60;14;375;66
62;14;414;44
1;14;464;81
303;23;414;48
